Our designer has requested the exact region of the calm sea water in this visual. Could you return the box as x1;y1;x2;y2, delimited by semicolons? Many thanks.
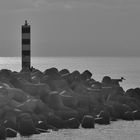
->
1;57;140;140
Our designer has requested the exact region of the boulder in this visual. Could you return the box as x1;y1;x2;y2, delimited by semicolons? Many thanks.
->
35;120;50;133
61;73;72;85
59;90;77;109
95;110;110;125
71;70;81;81
31;113;41;126
63;118;80;129
17;98;53;116
0;78;14;88
106;101;132;119
44;68;61;80
3;114;17;138
17;113;36;137
104;103;117;121
71;82;88;95
7;76;23;89
122;111;134;121
0;90;10;107
3;111;17;129
31;70;44;83
16;71;31;81
81;115;95;129
80;70;92;81
55;108;78;120
47;91;64;110
44;67;59;75
132;110;140;120
114;95;140;110
100;87;115;102
5;87;28;102
125;88;140;101
59;69;70;76
85;79;96;87
101;76;112;87
17;99;37;113
0;69;12;79
47;114;64;129
36;121;48;130
47;91;78;119
76;107;90;122
17;79;51;97
0;123;6;140
6;128;17;138
50;79;70;91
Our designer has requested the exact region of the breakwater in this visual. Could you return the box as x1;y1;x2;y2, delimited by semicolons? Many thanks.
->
0;67;140;139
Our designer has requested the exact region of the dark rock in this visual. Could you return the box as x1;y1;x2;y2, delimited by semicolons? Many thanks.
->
95;110;110;125
106;101;132;119
60;91;77;109
132;110;140;120
44;68;61;80
63;118;80;129
17;113;36;137
125;88;140;101
36;121;47;130
102;76;112;87
44;67;59;75
47;91;64;110
69;71;81;83
34;129;41;134
104;104;117;121
50;79;70;91
18;79;50;97
47;114;64;129
4;120;17;131
76;108;90;122
55;109;78;120
6;128;17;138
81;115;95;129
59;69;70;76
36;128;49;133
95;117;105;124
81;70;92;80
0;123;6;140
122;111;134;121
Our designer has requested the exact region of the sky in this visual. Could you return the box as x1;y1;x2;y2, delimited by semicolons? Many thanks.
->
0;0;140;57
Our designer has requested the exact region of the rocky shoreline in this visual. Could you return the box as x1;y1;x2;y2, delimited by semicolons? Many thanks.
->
0;67;140;139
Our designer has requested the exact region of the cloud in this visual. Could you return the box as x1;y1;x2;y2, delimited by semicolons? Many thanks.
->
0;0;140;13
29;0;114;10
0;0;37;13
33;0;140;7
29;0;122;10
30;0;74;9
32;0;48;7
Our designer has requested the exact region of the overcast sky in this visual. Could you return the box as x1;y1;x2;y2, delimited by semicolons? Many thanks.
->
0;0;140;57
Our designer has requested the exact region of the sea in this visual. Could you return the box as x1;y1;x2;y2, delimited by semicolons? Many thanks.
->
1;56;140;140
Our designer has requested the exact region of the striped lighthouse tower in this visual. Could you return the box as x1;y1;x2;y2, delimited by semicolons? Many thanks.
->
21;20;31;69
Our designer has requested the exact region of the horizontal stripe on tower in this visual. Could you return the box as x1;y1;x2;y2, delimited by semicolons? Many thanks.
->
22;39;30;44
22;33;30;39
22;45;30;51
22;56;30;62
22;60;30;63
22;50;30;56
22;27;30;33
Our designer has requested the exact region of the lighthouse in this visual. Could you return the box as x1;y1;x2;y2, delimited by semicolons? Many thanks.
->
21;20;31;69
